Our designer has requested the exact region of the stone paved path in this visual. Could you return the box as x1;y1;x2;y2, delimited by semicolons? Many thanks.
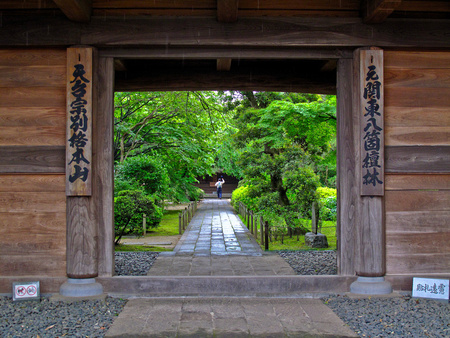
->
174;199;263;256
105;297;359;338
147;199;296;276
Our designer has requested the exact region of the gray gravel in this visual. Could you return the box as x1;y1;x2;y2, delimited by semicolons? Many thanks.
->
115;251;159;276
277;250;337;275
0;296;126;337
324;294;450;337
1;251;447;337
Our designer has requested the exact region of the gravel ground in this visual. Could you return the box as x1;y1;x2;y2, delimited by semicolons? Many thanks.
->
324;294;450;337
114;251;159;276
0;296;126;338
277;250;337;275
1;251;448;337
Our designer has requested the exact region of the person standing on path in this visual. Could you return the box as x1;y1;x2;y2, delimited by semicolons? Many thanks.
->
215;177;225;199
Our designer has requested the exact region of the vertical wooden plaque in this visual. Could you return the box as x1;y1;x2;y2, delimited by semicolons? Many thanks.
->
360;49;384;196
66;47;93;196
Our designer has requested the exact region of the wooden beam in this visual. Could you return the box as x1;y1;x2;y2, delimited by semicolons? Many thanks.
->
362;0;403;24
321;60;337;72
1;15;449;48
217;0;239;23
217;58;232;71
114;68;336;94
114;59;127;72
53;0;92;22
0;146;65;173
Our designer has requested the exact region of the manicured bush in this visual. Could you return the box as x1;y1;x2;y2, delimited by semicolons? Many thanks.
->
114;190;163;245
316;187;337;221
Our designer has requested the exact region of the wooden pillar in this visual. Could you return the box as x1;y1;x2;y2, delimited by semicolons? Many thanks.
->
95;56;115;277
354;48;385;278
66;47;98;279
336;57;359;275
337;49;388;284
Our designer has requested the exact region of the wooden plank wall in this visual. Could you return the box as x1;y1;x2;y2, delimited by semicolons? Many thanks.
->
0;49;67;277
384;51;450;275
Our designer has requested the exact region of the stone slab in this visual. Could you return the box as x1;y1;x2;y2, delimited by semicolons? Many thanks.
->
105;297;359;338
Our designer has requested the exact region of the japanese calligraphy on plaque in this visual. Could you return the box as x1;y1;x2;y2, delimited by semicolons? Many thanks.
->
360;49;384;196
66;48;93;196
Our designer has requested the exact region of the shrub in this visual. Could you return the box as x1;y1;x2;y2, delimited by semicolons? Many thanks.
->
114;190;163;245
316;187;337;221
116;155;170;200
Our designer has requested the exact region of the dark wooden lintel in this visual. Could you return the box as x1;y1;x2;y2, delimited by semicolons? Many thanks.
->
362;0;403;24
217;0;239;23
99;47;353;60
53;0;92;22
217;58;232;71
114;67;336;94
0;15;449;48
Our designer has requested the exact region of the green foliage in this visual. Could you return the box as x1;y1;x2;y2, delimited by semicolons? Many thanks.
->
116;155;169;199
114;190;163;245
230;93;336;228
316;187;337;221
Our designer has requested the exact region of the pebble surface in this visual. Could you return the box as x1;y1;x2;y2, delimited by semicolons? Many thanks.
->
1;251;448;337
0;296;126;338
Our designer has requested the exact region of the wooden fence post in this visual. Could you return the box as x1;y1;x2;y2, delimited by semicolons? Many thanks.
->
143;214;147;236
264;221;269;251
250;210;253;234
179;212;182;234
260;216;264;247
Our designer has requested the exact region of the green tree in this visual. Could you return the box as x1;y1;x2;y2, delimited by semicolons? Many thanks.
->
114;190;163;245
231;92;336;225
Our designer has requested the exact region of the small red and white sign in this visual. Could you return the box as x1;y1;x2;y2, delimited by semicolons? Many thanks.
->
13;281;40;301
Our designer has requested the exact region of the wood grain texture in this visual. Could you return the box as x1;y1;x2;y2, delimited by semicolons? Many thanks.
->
100;46;353;59
53;0;92;22
0;191;66;213
336;58;358;276
385;107;449;127
384;51;450;69
0;87;65;107
0;65;65;87
385;126;449;146
1;15;449;48
385;87;450;108
385;190;450;212
385;146;450;173
0;125;65;146
66;47;93;196
0;107;65;127
0;211;65;236
359;48;384;196
217;0;239;23
0;49;65;67
66;196;98;278
385;68;450;88
386;253;450;275
0;146;65;173
0;254;66;277
386;211;450;233
385;174;450;191
357;196;385;276
387;232;450;255
95;57;115;277
0;174;65;192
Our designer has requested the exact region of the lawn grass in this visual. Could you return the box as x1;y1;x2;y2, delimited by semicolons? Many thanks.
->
115;208;182;252
115;244;171;252
146;209;181;237
239;215;337;251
